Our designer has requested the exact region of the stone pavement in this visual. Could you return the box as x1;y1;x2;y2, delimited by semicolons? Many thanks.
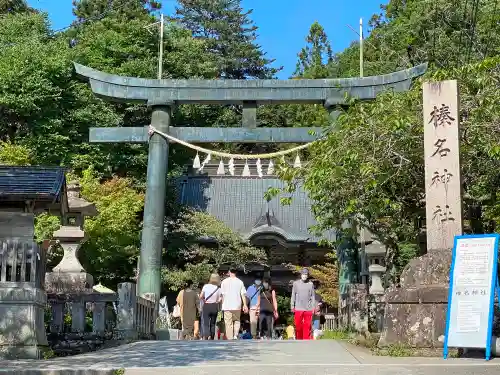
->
1;340;500;375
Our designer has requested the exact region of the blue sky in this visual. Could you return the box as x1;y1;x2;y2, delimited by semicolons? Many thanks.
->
27;0;384;78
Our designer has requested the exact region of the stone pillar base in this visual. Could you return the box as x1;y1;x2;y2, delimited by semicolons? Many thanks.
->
45;272;94;293
116;329;138;341
0;287;49;359
0;345;49;360
378;249;451;348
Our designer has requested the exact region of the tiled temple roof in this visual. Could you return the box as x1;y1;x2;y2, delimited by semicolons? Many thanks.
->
0;166;66;201
178;163;335;243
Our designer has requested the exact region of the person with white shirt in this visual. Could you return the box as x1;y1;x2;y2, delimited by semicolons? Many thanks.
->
200;273;222;340
220;267;248;340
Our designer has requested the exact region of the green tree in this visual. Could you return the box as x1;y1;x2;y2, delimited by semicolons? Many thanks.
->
162;209;267;290
275;57;500;282
0;0;31;14
78;167;145;286
294;21;333;79
330;0;500;77
0;141;31;165
172;0;279;79
73;0;160;22
0;7;220;182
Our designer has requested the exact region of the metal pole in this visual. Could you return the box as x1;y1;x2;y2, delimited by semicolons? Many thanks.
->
158;13;164;79
359;18;364;77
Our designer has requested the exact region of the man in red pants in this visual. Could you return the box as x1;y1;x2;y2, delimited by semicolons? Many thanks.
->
291;268;315;340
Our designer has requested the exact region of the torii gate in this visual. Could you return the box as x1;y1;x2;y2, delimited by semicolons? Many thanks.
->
75;62;427;298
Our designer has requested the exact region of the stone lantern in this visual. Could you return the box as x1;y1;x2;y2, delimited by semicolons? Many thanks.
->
365;240;387;295
45;182;98;293
357;225;374;286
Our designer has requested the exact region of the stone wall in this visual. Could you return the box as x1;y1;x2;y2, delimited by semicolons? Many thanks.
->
378;250;451;347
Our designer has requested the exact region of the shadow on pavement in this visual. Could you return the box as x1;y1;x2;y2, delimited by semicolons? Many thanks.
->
1;340;283;370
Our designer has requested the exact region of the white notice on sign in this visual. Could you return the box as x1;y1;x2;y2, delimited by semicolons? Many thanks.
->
456;300;481;333
444;234;500;357
454;241;491;287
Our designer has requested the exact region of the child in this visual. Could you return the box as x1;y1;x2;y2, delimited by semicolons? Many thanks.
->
286;324;295;340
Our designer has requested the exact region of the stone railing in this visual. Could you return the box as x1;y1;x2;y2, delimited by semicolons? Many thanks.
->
116;282;155;340
321;314;337;331
46;292;118;356
45;282;156;356
0;240;48;359
136;293;156;338
338;283;387;334
0;239;157;359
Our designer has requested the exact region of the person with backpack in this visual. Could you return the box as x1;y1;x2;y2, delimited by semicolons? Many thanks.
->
200;273;222;340
245;274;262;338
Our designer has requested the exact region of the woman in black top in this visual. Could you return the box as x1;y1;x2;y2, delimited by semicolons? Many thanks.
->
259;277;278;339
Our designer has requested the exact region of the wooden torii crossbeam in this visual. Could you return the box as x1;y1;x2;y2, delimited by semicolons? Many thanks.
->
75;62;427;298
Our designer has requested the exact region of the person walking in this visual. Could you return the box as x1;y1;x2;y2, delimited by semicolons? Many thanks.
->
246;274;262;338
259;277;278;339
176;279;199;340
312;281;323;340
200;273;222;340
291;268;315;340
220;267;248;340
196;282;204;339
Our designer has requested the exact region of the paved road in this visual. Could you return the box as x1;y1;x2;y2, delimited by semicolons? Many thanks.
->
2;340;500;375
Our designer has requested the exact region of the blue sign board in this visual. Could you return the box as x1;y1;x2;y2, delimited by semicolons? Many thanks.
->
444;234;500;360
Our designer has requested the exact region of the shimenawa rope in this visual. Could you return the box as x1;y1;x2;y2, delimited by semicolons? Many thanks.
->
148;125;318;160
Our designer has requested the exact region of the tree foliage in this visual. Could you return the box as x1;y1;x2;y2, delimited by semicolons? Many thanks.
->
162;210;267;290
172;0;279;79
294;21;333;79
330;0;500;77
0;141;31;166
77;167;144;286
277;57;500;280
73;0;161;22
0;0;31;14
265;2;500;282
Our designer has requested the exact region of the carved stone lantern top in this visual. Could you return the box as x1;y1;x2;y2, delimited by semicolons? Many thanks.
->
365;240;386;256
59;181;98;230
67;181;98;217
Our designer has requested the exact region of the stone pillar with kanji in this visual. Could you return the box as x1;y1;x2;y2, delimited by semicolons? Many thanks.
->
423;81;463;251
379;80;462;348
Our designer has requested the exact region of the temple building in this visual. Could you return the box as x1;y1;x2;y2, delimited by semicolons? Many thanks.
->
177;160;338;290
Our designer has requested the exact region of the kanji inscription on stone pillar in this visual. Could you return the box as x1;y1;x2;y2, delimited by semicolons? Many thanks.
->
423;80;462;251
